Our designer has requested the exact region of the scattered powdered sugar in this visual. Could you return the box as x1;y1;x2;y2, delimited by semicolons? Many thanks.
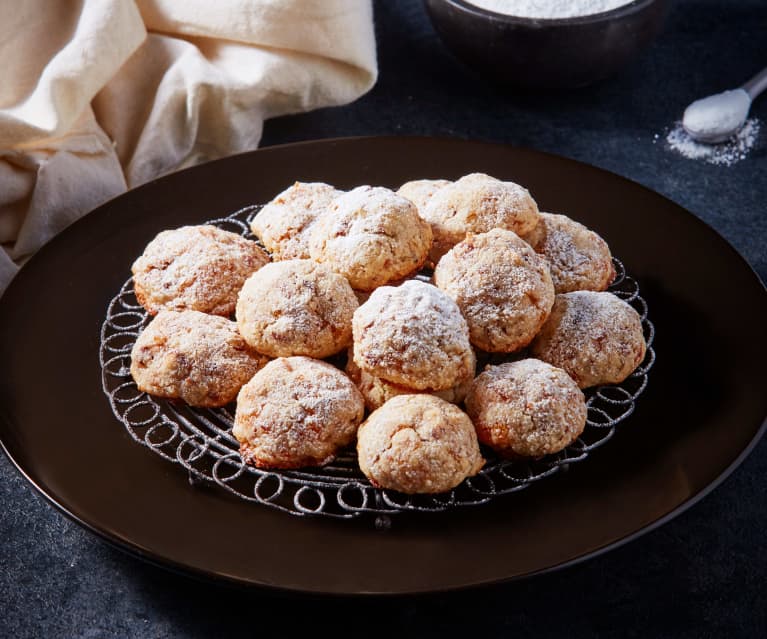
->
661;118;761;166
464;0;635;19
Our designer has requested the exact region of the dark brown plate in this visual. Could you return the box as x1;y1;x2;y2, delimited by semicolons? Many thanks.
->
1;137;765;595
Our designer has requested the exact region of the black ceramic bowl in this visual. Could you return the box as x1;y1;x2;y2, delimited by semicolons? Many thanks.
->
423;0;670;89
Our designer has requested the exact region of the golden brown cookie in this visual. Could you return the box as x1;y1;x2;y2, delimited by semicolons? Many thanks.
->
466;359;587;458
236;259;358;359
421;172;540;262
233;357;365;469
131;225;269;316
434;229;555;353
249;181;341;260
308;186;432;291
345;347;475;410
396;179;452;212
130;310;268;407
356;394;485;494
352;280;475;391
528;213;615;293
520;216;547;247
529;291;647;388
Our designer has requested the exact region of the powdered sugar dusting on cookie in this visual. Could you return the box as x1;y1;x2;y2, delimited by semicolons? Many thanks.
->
130;310;268;407
131;225;270;316
236;259;358;359
435;228;555;352
356;394;484;494
396;179;452;212
233;356;364;469
352;279;474;391
532;213;615;293
309;186;432;290
250;182;341;260
467;358;587;458
530;291;646;388
421;173;540;260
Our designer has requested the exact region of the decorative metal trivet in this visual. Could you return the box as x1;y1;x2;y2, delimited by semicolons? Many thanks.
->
100;206;655;521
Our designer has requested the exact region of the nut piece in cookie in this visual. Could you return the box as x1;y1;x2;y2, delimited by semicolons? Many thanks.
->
233;357;364;469
421;172;540;262
529;291;647;388
345;347;475;410
131;225;270;316
236;259;358;359
250;182;341;260
357;395;485;494
352;279;475;391
309;185;432;291
528;213;615;293
466;359;587;458
434;228;555;353
130;310;268;407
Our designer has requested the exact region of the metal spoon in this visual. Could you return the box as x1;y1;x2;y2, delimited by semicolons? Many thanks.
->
682;67;767;144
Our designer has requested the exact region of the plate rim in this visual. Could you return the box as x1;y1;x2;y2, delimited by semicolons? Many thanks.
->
1;135;766;595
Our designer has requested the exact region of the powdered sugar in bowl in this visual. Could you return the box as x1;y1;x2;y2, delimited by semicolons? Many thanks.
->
423;0;670;89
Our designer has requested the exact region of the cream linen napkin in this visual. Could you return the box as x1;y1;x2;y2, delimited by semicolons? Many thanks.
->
0;0;377;295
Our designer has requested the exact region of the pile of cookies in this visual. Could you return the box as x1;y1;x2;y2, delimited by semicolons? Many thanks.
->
129;173;647;495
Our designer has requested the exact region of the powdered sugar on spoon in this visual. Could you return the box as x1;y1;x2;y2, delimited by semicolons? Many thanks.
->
682;67;767;144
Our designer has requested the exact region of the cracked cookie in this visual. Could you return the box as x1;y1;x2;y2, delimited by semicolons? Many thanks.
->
233;356;364;469
345;346;475;410
236;259;357;358
352;279;475;391
130;310;268;407
434;228;555;353
309;185;432;291
356;394;484;494
529;291;646;388
132;225;269;316
396;178;451;213
250;181;341;260
466;358;587;458
421;172;540;262
527;213;615;293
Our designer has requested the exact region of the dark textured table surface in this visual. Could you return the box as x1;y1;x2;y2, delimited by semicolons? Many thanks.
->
2;0;765;636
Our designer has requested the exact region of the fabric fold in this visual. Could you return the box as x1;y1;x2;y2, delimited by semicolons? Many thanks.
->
0;0;377;296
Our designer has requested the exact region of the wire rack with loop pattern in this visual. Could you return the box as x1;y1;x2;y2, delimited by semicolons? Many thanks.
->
100;205;655;522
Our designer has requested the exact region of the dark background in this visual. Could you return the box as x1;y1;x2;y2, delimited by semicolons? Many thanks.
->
2;0;765;636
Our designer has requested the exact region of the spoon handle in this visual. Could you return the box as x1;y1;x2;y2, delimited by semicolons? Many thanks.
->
742;67;767;100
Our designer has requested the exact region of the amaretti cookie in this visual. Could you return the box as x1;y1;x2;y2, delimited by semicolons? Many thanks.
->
250;181;341;260
131;225;269;316
529;291;647;388
130;310;268;407
396;179;451;212
528;213;615;293
466;359;587;458
345;347;475;410
356;395;485;494
309;186;432;290
434;229;555;353
421;172;540;261
236;260;358;358
352;280;475;391
233;357;364;469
